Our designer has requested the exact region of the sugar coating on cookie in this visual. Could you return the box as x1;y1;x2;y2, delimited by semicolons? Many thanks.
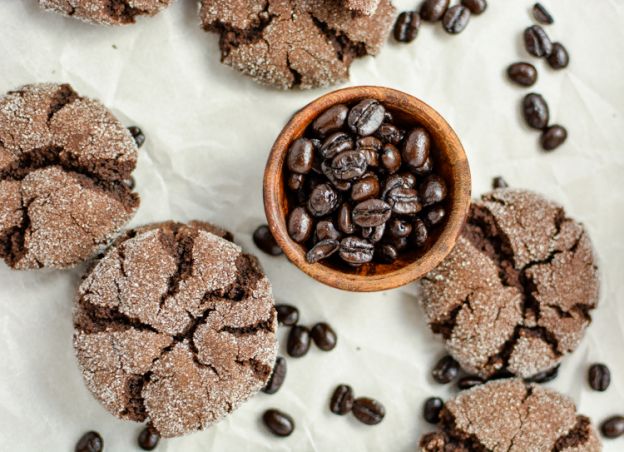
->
38;0;174;25
199;0;395;89
343;0;381;16
0;83;139;269
421;189;599;378
73;221;278;438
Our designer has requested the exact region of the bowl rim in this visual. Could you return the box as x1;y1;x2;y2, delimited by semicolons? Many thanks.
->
263;85;471;292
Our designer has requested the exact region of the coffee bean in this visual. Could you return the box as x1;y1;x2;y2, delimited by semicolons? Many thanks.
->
524;25;552;57
527;365;558;383
420;0;449;22
352;397;386;425
128;126;145;148
389;236;409;251
316;220;341;241
377;243;398;263
522;93;549;130
381;174;409;200
399;171;417;188
600;416;624;439
313;104;348;136
263;409;295;437
263;356;287;394
352;199;392;227
425;206;446;226
276;304;299;326
403;128;430;169
287;138;315;174
507;62;538;87
306;239;340;263
287;325;311;358
347;99;386;136
369;223;386;243
532;2;554;25
387;187;422;215
588;363;610;392
330;384;354;415
138;426;159;451
351;176;380;202
321;132;353;159
419;175;447;206
288;207;313;243
492;176;509;189
394;11;421;43
413;218;429;246
547;42;569;69
457;375;485;390
331;150;368;181
376;123;403;145
310;322;337;351
423;397;444;424
413;156;433;175
321;160;352;191
357;135;383;151
540;125;567;151
287;173;305;191
253;225;283;256
461;0;486;15
75;431;103;452
380;143;402;174
339;236;374;265
443;5;470;34
308;183;339;217
388;218;412;238
432;355;459;384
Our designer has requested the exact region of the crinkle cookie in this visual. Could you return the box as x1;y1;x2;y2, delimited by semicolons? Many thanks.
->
38;0;173;25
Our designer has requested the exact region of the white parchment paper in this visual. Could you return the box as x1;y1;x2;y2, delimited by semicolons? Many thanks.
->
0;0;623;450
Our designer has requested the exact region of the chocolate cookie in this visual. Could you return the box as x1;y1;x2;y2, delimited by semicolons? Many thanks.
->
38;0;173;25
73;221;278;438
420;378;601;451
0;83;139;270
421;189;599;378
199;0;395;89
344;0;381;16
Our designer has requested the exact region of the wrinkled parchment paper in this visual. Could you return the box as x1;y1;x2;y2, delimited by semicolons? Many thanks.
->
1;1;623;450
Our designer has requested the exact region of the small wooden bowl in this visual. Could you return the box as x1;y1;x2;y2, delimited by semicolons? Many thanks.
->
263;86;471;292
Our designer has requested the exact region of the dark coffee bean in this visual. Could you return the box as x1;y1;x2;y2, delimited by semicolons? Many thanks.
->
288;207;313;243
507;62;538;87
321;132;353;159
276;304;299;326
527;365;558;383
306;239;340;263
389;236;409;251
287;325;311;358
522;93;549;130
492;176;509;189
382;174;409;199
352;199;392;227
442;5;470;34
352;397;386;425
540;125;567;151
403;128;430;169
376;123;403;145
419;175;447;206
423;397;444;424
351;176;380;202
357;135;383;152
339;236;374;264
310;322;337;351
532;2;554;25
321;160;351;191
361;149;379;167
461;0;486;15
331;150;368;180
457;375;485;390
399;171;417;188
75;431;103;452
412;218;428;246
316;220;341;241
432;355;459;384
347;99;385;136
425;206;446;226
420;0;449;21
524;25;552;57
600;416;624;438
547;42;569;69
412;156;433;175
253;225;283;256
588;363;611;391
123;176;136;190
338;203;356;234
381;143;402;174
330;384;354;415
377;243;398;263
388;218;412;238
308;183;339;217
263;356;287;394
387;187;422;216
394;11;421;43
138;425;160;451
128;126;145;148
287;173;305;191
313;104;349;136
369;223;385;243
263;409;295;437
287;138;315;174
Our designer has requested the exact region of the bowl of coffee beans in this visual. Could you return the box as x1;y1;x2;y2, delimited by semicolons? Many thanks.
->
263;86;471;291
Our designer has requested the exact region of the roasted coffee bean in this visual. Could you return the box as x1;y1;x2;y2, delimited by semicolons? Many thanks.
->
457;376;485;390
377;243;398;263
276;304;299;326
413;218;428;246
330;384;354;415
263;356;287;394
425;206;446;226
287;138;315;174
352;199;392;227
394;11;421;43
306;239;340;263
138;425;160;451
388;218;412;238
527;365;558;383
381;143;402;174
357;135;383;151
419;175;447;206
432;355;459;384
347;99;385;136
399;171;417;188
423;397;444;424
352;397;386;425
532;2;554;25
369;223;385;243
321;132;353;159
600;416;624;439
361;149;379;167
253;225;283;256
443;5;470;34
403;128;430;169
310;322;337;351
376;123;403;145
128;126;145;148
524;25;552;57
547;42;569;69
337;203;356;234
287;173;305;191
507;62;538;87
351;176;380;202
263;409;295;437
75;431;103;452
308;183;339;217
331;150;368;180
492;176;509;189
339;236;374;264
321;160;351;191
540;125;567;151
313;104;349;136
387;187;422;215
381;174;409;199
287;325;311;358
413;156;433;175
316;220;341;241
588;363;611;392
522;93;549;130
461;0;486;15
288;207;313;243
389;236;409;251
420;0;449;22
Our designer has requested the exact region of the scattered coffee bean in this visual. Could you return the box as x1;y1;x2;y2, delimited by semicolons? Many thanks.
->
310;322;338;351
137;425;160;451
522;93;550;130
507;62;538;86
330;384;354;415
308;183;339;216
524;25;552;57
419;175;447;206
432;355;459;384
75;431;103;452
492;176;509;189
403;128;430;169
377;243;398;263
412;218;429;246
547;42;569;69
601;416;624;439
443;5;470;34
425;206;446;226
276;304;299;326
287;325;311;358
263;409;295;437
423;397;444;424
288;207;313;243
394;11;421;43
352;397;386;425
313;104;349;136
347;99;385;136
128;126;145;148
420;0;450;22
457;375;485;390
253;225;283;256
532;2;554;25
588;363;611;392
461;0;486;15
540;125;567;151
339;236;375;265
287;138;315;174
263;356;287;394
527;365;558;383
316;220;341;241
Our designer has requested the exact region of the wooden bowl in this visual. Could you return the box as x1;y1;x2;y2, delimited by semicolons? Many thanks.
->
263;86;471;292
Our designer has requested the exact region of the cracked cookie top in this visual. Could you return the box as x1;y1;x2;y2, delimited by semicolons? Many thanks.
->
420;378;601;452
421;189;599;378
0;83;139;269
199;0;395;89
73;221;278;438
38;0;174;25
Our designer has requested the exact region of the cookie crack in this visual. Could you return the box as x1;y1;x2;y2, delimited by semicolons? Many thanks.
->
46;83;79;123
310;17;367;64
552;415;593;451
157;226;198;313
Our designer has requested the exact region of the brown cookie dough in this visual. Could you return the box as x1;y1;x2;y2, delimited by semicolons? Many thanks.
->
421;189;599;378
199;0;395;89
73;221;278;438
38;0;173;25
420;379;601;452
0;83;139;270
